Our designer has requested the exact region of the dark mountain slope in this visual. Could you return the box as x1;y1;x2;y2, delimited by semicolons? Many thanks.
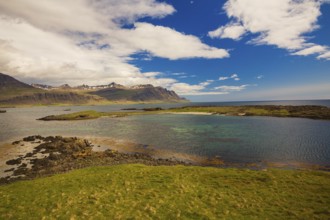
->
0;92;103;105
0;73;187;105
0;72;43;99
0;73;103;105
90;85;186;102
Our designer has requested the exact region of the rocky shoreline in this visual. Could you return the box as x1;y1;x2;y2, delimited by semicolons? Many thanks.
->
2;135;329;185
0;135;187;185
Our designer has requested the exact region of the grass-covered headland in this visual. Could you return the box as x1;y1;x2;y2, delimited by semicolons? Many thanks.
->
0;165;329;219
38;105;330;121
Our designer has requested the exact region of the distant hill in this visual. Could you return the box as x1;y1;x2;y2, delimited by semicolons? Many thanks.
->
0;73;187;106
0;72;102;105
89;84;186;102
0;92;104;105
0;72;43;99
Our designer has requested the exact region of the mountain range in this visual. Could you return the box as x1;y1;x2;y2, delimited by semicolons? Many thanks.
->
0;73;187;106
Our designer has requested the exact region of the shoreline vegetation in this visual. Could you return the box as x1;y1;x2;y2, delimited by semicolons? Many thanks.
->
0;136;329;219
38;105;330;121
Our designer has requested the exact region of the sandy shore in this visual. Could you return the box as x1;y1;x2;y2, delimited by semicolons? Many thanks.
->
163;112;213;115
0;135;228;184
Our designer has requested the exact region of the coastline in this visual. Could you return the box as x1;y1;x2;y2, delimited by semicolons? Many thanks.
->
1;135;329;219
1;135;329;185
37;105;330;121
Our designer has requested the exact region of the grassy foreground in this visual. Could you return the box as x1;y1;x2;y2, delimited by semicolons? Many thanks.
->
0;165;329;219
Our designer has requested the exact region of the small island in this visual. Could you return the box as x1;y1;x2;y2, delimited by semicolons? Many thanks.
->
38;105;330;121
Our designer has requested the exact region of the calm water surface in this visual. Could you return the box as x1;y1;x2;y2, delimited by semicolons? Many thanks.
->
0;100;329;165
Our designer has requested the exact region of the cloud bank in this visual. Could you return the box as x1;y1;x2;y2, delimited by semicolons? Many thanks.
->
209;0;330;60
0;0;229;95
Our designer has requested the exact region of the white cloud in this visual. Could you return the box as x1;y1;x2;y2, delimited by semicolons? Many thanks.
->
208;23;246;40
199;80;214;87
292;45;327;56
212;0;330;59
317;51;330;60
219;76;229;81
219;74;240;81
257;75;264;79
170;80;226;95
0;0;229;88
171;72;186;76
0;0;175;32
116;22;229;60
214;85;249;92
143;72;162;77
170;83;205;95
230;74;240;80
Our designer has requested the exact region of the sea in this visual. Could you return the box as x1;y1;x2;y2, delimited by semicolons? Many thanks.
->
0;99;329;166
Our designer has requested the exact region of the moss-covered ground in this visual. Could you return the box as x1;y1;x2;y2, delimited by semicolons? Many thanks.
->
0;164;329;219
39;105;330;121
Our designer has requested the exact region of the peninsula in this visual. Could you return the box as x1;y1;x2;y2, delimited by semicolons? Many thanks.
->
38;105;330;121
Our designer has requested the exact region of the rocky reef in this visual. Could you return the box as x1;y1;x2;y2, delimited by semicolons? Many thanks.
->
0;135;186;184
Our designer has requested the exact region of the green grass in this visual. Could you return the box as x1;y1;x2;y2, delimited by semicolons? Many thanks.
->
0;87;43;100
0;164;329;219
39;110;109;120
165;105;326;118
39;105;330;121
39;110;141;120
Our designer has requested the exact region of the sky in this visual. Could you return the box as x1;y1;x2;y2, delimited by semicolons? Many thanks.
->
0;0;329;101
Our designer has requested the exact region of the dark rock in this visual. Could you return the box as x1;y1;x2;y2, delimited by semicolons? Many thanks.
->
23;136;36;142
62;137;74;143
6;158;22;165
32;158;51;168
13;168;29;176
0;135;187;185
44;136;56;142
49;152;61;160
12;140;20;145
121;108;138;110
142;107;163;111
104;149;118;157
18;163;27;168
4;168;15;172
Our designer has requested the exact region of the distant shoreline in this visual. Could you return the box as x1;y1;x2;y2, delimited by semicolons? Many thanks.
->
38;105;330;121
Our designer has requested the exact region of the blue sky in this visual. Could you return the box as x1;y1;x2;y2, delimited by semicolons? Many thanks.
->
0;0;329;101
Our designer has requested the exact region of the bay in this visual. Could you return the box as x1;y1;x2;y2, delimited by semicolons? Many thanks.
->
0;100;329;165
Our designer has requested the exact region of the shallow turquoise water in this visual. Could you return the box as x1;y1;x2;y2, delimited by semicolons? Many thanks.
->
0;101;330;165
